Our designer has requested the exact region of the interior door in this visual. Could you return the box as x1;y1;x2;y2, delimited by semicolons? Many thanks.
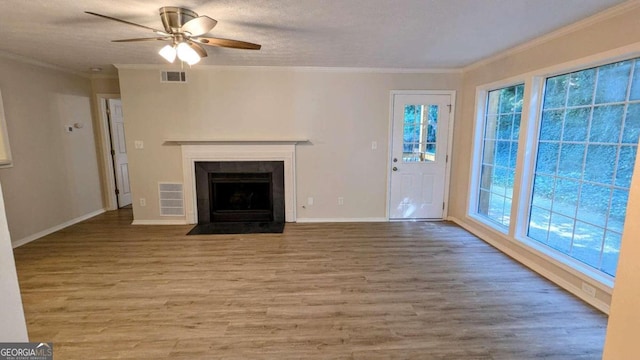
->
389;93;451;219
107;98;132;207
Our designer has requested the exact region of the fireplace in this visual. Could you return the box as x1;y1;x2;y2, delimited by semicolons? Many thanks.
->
188;161;285;234
179;142;299;226
210;172;273;222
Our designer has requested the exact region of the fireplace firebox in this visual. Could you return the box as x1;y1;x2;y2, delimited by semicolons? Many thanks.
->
210;172;272;222
188;161;285;234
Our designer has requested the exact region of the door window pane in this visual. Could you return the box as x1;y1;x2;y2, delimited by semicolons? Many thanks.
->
476;84;524;227
402;104;438;162
528;60;640;277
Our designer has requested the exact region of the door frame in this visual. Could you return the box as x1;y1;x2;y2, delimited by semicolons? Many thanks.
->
386;90;456;220
96;93;122;211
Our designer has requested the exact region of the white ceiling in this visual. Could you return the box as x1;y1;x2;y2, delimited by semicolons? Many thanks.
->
0;0;629;76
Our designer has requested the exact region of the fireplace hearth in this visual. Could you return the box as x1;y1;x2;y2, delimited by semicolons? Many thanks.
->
188;161;285;235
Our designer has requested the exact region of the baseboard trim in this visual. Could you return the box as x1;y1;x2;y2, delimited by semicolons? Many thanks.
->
296;217;387;223
131;219;189;225
448;216;610;314
12;209;106;248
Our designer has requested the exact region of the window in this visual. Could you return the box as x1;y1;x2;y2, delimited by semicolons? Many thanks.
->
528;59;640;277
402;105;438;162
470;53;640;284
476;84;524;227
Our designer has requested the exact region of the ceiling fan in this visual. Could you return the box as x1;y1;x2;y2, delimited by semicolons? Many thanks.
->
86;7;261;65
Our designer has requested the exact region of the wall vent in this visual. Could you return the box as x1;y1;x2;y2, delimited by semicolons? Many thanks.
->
160;71;187;83
158;183;184;216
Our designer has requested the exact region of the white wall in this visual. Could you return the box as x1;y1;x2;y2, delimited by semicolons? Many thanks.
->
0;182;28;341
117;67;461;222
0;56;104;245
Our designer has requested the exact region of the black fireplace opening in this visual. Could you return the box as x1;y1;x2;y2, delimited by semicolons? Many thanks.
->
210;173;273;222
188;161;285;235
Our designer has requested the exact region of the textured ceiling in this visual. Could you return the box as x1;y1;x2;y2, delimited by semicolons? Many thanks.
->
0;0;629;76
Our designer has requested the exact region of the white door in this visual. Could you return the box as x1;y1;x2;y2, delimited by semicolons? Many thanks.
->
389;93;452;219
107;99;132;207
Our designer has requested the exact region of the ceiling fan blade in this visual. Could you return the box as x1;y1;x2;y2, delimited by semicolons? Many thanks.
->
181;16;217;36
193;37;261;50
85;11;168;35
188;42;208;58
112;37;172;42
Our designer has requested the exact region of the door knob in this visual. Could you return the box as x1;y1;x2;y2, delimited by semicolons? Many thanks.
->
392;167;398;171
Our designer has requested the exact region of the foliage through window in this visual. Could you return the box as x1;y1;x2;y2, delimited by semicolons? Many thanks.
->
477;84;524;227
403;105;438;162
528;59;640;277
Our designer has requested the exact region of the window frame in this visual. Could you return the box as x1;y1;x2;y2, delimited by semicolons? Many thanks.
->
468;43;640;292
468;78;529;235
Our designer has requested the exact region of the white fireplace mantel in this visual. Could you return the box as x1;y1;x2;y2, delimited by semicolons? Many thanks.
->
180;143;299;224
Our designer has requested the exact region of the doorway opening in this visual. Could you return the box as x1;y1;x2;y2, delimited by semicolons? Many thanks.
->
98;95;132;209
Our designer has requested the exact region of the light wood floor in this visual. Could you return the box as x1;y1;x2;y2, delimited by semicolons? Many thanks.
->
13;209;607;359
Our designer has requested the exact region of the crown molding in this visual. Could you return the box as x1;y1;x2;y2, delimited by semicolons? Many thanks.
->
114;63;463;74
463;0;640;73
0;50;90;78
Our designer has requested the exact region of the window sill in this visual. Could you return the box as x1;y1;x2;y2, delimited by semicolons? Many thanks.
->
514;235;615;291
467;213;509;235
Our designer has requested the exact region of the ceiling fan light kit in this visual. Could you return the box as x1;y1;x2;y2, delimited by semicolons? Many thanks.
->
158;44;177;63
86;6;261;66
176;42;201;65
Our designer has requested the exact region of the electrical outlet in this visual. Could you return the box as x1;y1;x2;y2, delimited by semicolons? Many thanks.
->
307;197;314;205
581;282;596;297
134;140;144;149
338;197;344;205
139;198;146;207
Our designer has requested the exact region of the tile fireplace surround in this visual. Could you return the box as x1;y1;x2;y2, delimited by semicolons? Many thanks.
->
172;140;306;224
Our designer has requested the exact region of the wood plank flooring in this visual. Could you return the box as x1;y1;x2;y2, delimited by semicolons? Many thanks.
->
13;209;607;359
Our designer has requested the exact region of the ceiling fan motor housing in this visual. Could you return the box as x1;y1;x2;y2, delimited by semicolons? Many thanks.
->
159;7;198;33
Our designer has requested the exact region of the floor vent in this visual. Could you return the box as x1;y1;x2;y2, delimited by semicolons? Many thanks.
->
159;183;184;216
160;71;187;83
